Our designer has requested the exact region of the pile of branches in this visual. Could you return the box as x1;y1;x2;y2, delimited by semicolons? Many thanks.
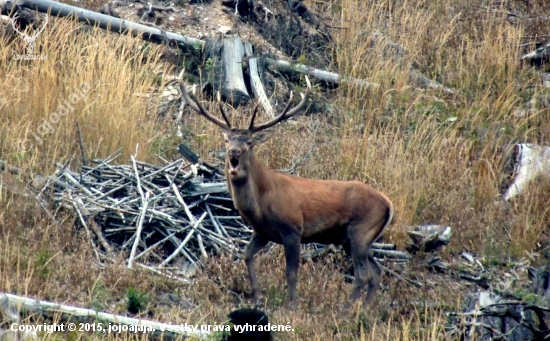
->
50;148;250;278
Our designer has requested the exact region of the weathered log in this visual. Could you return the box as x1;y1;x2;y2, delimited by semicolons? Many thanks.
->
4;0;201;47
177;144;200;164
503;143;550;201
367;31;454;93
263;57;379;90
373;249;412;260
0;292;209;340
0;294;36;340
426;254;450;272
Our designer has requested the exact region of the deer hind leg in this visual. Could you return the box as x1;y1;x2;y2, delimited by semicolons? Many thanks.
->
348;226;384;305
244;233;268;300
282;233;301;307
349;244;382;305
364;253;382;305
349;245;369;302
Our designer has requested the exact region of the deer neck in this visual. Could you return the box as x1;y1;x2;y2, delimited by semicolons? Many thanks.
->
227;152;272;217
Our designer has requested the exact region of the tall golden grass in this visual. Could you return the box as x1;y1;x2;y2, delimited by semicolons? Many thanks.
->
0;19;168;174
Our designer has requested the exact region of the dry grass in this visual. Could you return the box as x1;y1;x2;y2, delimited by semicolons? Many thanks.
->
0;19;168;174
1;0;549;340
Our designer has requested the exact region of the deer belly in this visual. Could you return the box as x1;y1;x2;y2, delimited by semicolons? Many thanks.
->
300;225;347;245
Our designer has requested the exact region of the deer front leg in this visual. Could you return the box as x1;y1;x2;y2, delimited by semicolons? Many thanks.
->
244;233;268;300
282;233;301;307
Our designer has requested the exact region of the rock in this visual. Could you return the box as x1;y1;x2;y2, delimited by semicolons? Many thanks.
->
407;225;451;253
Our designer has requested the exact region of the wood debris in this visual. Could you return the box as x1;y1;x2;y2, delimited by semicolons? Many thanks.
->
48;148;250;276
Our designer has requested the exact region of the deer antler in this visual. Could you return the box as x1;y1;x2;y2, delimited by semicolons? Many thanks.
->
249;76;311;133
247;100;262;130
178;69;231;130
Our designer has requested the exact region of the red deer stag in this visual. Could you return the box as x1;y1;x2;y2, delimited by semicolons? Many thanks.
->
178;69;394;307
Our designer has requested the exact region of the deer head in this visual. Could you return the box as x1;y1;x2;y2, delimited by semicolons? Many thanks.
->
178;70;311;182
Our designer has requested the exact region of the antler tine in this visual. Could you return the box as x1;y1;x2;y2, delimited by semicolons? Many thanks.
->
217;92;232;128
248;99;262;130
178;69;230;130
249;76;311;133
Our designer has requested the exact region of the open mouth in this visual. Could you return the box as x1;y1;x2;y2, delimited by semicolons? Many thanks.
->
229;157;239;171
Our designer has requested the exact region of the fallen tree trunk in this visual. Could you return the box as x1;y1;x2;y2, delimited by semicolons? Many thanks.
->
263;57;380;90
521;41;550;64
407;225;452;253
0;292;210;340
3;0;202;48
367;31;454;93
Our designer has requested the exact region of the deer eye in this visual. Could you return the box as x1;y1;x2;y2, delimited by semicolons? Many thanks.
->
246;141;252;146
224;139;229;143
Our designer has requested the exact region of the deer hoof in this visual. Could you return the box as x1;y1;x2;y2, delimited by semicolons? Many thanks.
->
288;299;299;311
344;300;361;310
251;292;266;304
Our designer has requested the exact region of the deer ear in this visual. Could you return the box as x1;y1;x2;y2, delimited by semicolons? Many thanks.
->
252;130;273;145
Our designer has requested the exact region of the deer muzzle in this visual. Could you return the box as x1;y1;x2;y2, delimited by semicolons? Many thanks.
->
227;150;241;174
